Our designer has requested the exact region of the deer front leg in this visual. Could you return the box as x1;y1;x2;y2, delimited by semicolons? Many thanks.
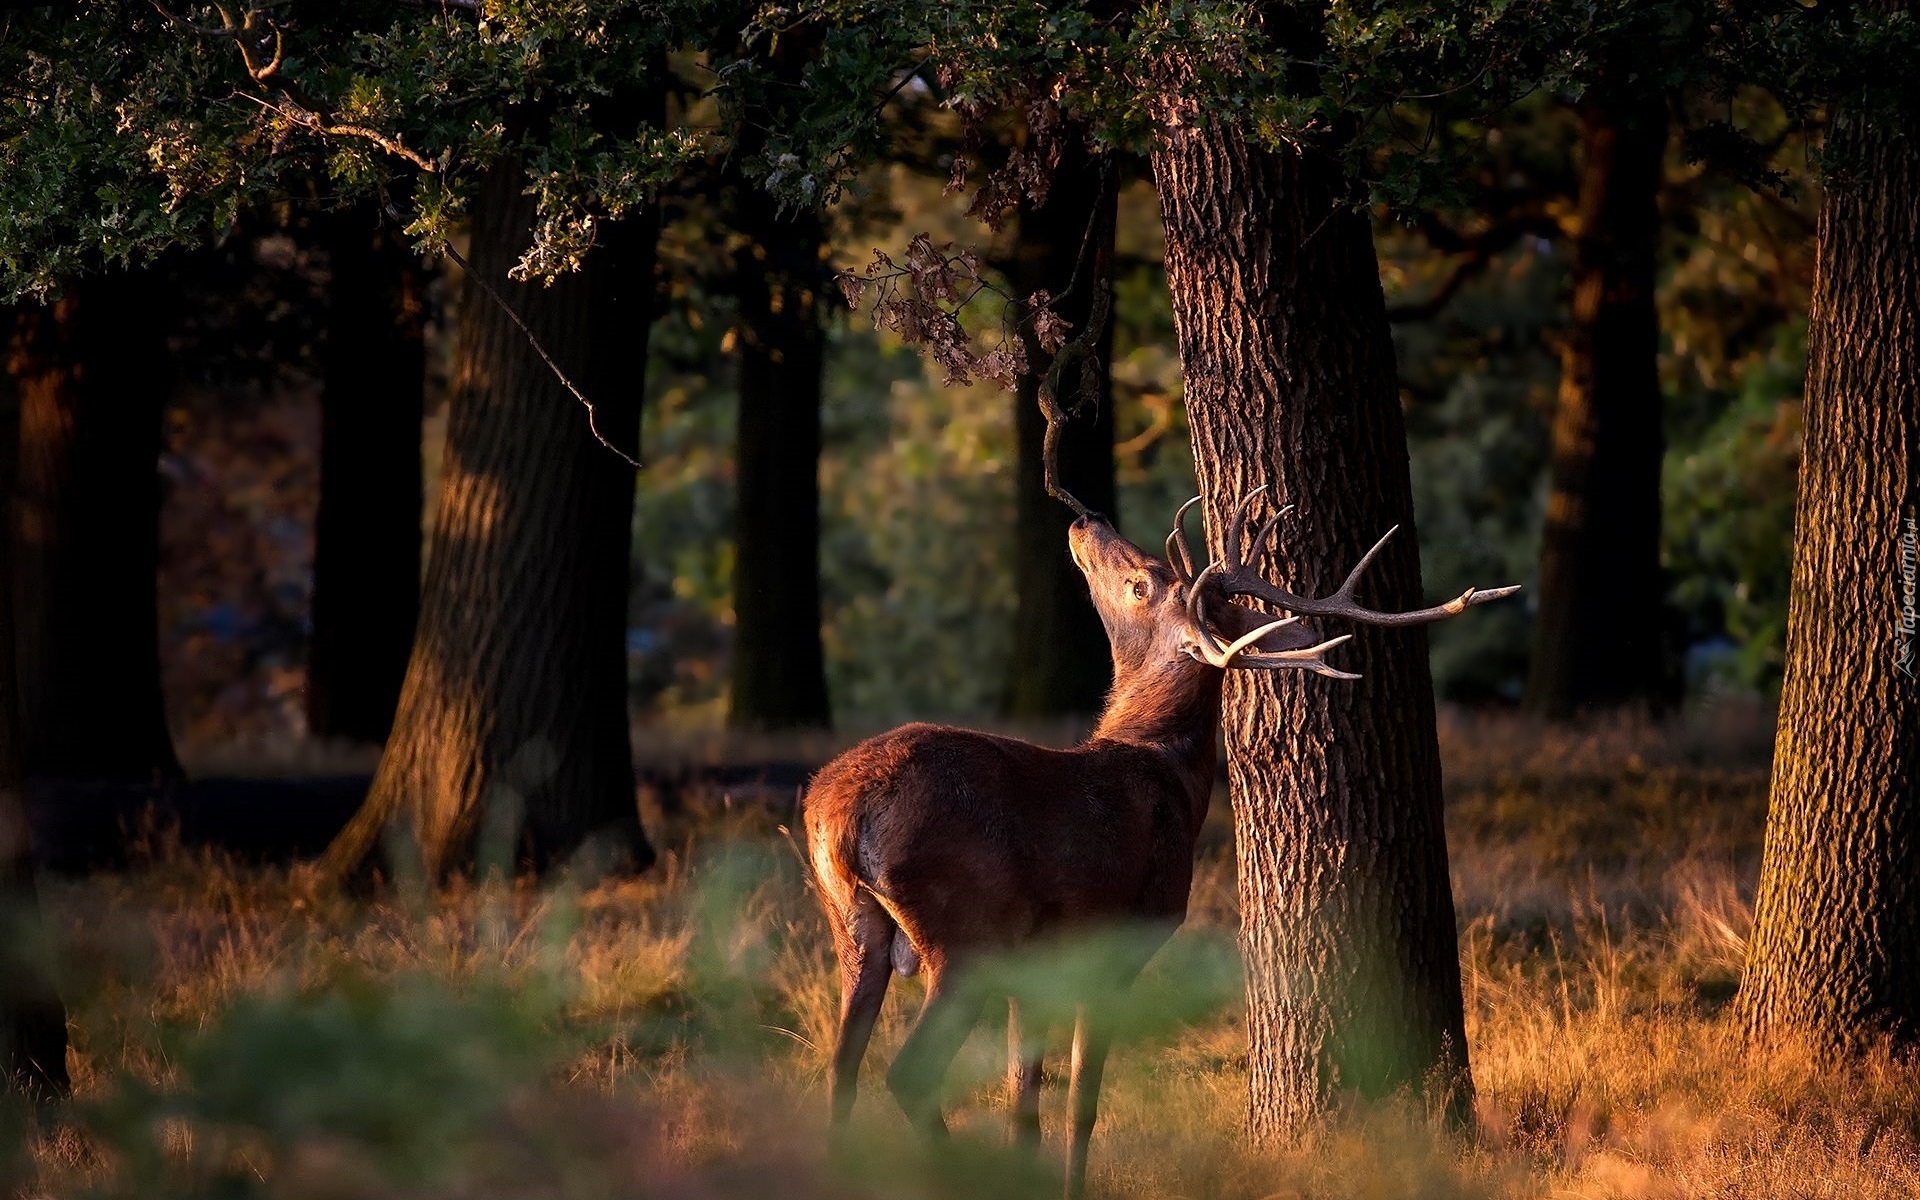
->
885;964;983;1137
1008;998;1045;1147
1064;1003;1112;1200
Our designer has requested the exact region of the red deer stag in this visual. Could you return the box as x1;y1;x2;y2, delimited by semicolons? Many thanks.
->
803;490;1517;1197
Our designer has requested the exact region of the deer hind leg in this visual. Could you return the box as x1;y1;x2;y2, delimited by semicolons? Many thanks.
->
1007;998;1044;1148
1064;1004;1112;1200
830;890;897;1127
885;959;983;1137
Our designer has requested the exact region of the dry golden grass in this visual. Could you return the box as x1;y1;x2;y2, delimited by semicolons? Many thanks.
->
17;702;1920;1199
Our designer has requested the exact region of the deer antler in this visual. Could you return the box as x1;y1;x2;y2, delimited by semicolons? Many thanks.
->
1165;495;1202;584
1183;564;1360;678
1202;487;1522;627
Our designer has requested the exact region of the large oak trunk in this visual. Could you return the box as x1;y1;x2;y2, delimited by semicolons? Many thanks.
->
0;361;69;1101
1527;90;1674;716
306;213;425;744
6;273;179;783
1736;99;1920;1048
728;190;831;730
1152;124;1471;1139
1003;139;1118;719
321;157;657;879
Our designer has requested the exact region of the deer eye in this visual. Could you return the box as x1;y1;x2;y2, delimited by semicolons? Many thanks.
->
1131;579;1151;601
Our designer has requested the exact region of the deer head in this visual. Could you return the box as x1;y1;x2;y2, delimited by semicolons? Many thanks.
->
1067;512;1192;677
1070;490;1520;688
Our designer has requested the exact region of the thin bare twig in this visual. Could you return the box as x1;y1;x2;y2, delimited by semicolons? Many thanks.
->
1034;156;1117;519
436;235;644;470
1385;211;1564;322
872;53;930;119
1386;256;1483;323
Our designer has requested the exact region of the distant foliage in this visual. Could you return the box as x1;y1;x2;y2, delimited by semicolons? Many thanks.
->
1664;329;1802;695
819;344;1019;717
1394;232;1561;703
1660;98;1814;696
632;297;1022;721
1385;91;1812;702
631;170;1192;723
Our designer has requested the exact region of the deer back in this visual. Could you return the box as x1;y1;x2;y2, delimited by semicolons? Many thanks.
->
804;722;1205;971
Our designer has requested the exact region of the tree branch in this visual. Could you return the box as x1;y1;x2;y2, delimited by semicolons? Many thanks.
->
1035;157;1116;518
236;91;437;171
1386;212;1565;322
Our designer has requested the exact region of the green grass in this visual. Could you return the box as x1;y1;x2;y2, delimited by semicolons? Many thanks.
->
16;702;1920;1198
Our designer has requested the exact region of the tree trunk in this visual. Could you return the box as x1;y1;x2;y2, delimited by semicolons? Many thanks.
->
306;212;425;744
727;190;831;731
1152;124;1471;1140
1527;89;1674;716
320;155;657;879
7;274;179;783
1002;139;1118;719
0;353;69;1101
0;745;64;1105
1736;97;1920;1049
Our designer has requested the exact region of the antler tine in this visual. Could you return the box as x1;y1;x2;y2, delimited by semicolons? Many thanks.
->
1440;583;1525;612
1208;617;1313;667
1186;561;1348;674
1201;494;1524;629
1165;530;1190;583
1234;633;1362;680
1221;485;1269;570
1184;564;1248;663
1165;495;1203;583
1247;503;1293;569
1184;562;1228;660
1332;524;1399;600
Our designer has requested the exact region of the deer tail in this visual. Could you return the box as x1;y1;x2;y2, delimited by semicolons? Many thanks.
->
805;783;920;977
804;787;864;925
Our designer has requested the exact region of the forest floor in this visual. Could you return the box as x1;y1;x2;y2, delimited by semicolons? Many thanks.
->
17;702;1920;1199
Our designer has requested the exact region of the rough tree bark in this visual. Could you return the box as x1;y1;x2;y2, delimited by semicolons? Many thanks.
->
1002;138;1118;719
1152;125;1471;1138
727;188;832;730
1737;95;1920;1049
306;211;425;744
320;152;658;879
0;366;69;1101
6;273;179;783
1528;88;1674;716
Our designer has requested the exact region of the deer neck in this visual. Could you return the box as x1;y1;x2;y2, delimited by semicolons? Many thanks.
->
1090;654;1221;827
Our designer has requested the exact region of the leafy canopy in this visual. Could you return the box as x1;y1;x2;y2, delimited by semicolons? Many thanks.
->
5;0;1913;303
0;1;705;297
